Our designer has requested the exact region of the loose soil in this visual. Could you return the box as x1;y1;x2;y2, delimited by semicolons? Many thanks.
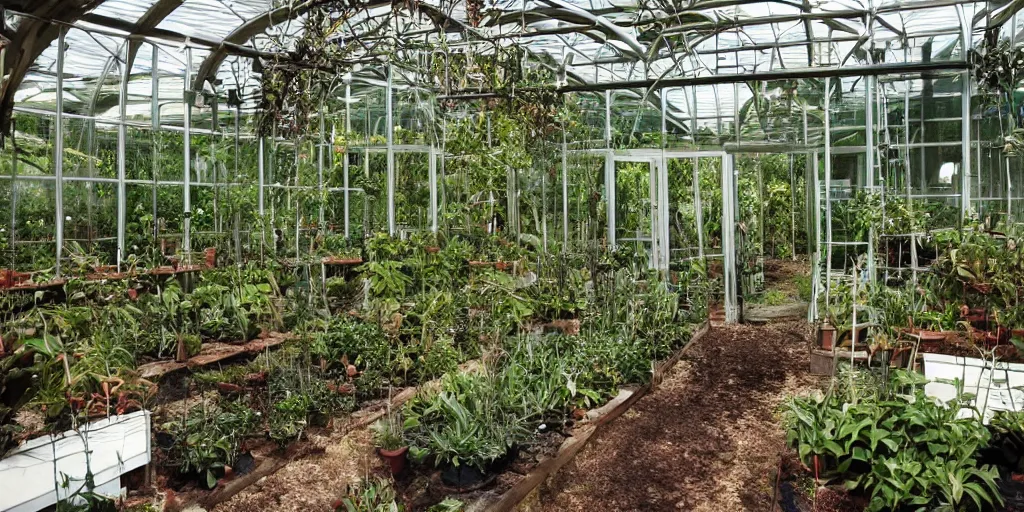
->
212;426;381;512
535;321;821;512
762;258;810;301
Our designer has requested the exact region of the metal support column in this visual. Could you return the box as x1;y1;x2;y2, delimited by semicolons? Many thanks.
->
258;139;265;217
865;74;876;280
54;27;66;277
657;157;670;271
183;46;192;260
151;45;160;245
962;73;972;219
318;103;326;228
692;157;705;259
561;128;569;246
605;90;614;245
824;77;833;307
722;154;738;323
344;82;351;238
386;65;396;235
960;7;972;219
116;42;128;270
658;90;670;271
429;145;438;233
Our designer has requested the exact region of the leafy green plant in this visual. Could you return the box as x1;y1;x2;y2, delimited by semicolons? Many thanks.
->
783;368;1003;512
332;476;403;512
160;400;259;488
403;371;523;471
371;414;406;451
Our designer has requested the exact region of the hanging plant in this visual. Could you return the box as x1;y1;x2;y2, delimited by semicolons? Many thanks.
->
969;36;1024;155
466;0;485;27
256;3;375;137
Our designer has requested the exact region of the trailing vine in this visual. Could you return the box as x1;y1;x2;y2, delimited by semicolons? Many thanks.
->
969;36;1024;155
257;2;376;137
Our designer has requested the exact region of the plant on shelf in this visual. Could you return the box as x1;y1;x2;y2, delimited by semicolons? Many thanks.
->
403;371;523;482
0;334;61;458
321;233;362;261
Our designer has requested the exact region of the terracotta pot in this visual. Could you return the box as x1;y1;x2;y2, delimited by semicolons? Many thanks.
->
204;247;216;269
819;323;836;350
378;446;408;475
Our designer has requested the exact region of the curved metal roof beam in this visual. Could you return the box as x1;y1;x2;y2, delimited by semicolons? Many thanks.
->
1;0;110;136
534;0;646;59
193;0;485;92
192;0;325;92
82;0;185;117
124;0;185;71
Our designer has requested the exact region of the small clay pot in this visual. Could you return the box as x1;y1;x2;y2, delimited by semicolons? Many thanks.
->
204;247;217;269
378;446;409;475
819;323;836;350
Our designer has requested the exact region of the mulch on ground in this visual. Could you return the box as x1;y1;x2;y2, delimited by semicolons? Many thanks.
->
536;321;821;512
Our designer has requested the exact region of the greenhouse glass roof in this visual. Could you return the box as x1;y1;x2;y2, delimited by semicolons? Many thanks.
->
2;0;1023;131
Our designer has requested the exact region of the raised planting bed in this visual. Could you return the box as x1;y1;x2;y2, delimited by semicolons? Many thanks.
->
464;321;710;512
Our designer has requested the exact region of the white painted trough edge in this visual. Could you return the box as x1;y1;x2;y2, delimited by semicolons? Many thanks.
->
0;410;151;512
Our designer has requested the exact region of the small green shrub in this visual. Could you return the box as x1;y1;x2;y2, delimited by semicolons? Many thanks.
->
783;369;1002;511
160;400;259;488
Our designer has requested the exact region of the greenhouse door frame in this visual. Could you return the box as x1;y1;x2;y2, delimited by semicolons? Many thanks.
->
604;149;737;323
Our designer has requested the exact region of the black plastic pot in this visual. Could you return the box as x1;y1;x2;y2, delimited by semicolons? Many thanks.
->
234;452;256;476
155;431;175;450
440;464;486;488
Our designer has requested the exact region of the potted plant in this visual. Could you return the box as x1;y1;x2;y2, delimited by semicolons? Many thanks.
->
371;414;408;475
204;247;217;269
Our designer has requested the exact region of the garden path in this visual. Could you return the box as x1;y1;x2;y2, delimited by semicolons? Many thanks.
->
534;321;820;512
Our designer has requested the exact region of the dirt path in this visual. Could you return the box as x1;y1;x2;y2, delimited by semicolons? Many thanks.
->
535;321;820;512
212;427;379;512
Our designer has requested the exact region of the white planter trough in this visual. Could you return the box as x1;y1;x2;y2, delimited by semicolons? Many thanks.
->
922;353;1024;423
0;410;151;512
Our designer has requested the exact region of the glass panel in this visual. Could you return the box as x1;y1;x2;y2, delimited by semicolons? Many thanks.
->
395;152;430;233
126;126;154;181
13;180;57;270
63;181;117;267
667;158;699;261
64;120;117;179
125;182;157;260
566;152;605;245
614;161;653;255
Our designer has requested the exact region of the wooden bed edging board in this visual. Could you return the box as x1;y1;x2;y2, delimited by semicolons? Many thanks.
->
137;332;295;379
477;321;711;512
